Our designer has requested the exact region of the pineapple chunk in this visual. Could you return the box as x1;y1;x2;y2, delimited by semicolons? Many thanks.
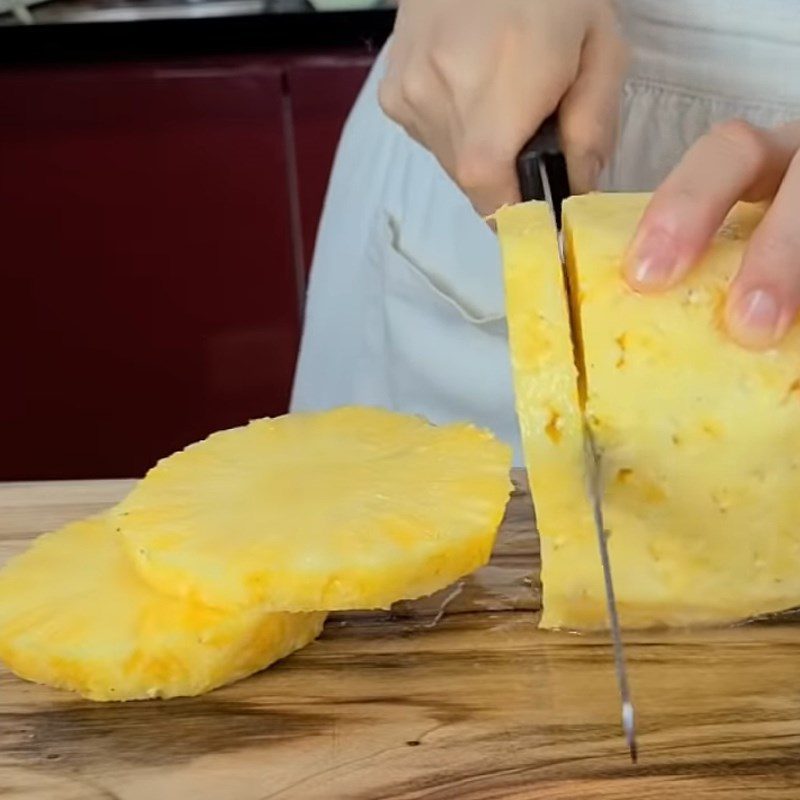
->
0;516;325;701
114;407;513;612
498;193;800;629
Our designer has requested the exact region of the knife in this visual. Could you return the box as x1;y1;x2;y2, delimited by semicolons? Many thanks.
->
516;116;638;764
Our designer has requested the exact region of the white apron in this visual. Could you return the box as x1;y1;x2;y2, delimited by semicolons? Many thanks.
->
291;0;800;465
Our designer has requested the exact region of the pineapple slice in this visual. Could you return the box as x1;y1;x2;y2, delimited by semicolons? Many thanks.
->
0;516;325;701
114;406;513;612
498;193;800;629
494;201;602;627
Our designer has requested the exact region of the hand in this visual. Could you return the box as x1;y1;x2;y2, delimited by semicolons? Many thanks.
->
378;0;628;217
625;120;800;349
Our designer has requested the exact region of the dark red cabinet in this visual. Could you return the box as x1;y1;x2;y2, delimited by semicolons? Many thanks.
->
0;61;305;480
286;57;372;276
0;54;372;480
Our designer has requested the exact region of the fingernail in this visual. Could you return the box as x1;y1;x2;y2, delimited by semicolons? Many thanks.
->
626;228;678;291
728;288;787;348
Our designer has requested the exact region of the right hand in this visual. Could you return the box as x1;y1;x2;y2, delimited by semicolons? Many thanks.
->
378;0;629;218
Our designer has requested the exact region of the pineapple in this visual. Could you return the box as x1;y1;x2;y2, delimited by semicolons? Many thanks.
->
0;405;511;701
0;516;325;701
114;406;513;612
498;193;800;629
494;201;596;629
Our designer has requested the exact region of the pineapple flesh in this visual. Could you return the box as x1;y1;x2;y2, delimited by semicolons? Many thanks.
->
498;193;800;629
494;202;602;627
0;406;512;701
0;516;325;701
114;406;513;612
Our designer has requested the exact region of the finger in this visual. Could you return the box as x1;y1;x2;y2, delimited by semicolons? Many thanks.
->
445;53;569;216
725;151;800;349
379;61;463;195
448;133;523;217
624;120;799;292
377;33;408;124
558;12;629;193
456;111;570;218
381;69;527;218
452;59;592;217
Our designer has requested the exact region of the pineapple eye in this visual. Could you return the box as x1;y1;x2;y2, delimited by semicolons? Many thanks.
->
615;468;634;485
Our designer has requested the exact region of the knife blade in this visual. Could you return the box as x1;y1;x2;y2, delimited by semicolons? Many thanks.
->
517;118;638;763
581;418;638;764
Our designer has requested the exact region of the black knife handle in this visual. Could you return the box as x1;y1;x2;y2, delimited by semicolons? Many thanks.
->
516;113;571;226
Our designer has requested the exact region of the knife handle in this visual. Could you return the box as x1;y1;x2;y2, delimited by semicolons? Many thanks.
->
516;113;571;222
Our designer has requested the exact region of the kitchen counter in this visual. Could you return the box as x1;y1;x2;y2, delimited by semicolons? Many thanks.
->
0;0;395;63
2;471;800;798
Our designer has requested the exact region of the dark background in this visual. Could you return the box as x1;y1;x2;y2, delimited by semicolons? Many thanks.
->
0;2;394;479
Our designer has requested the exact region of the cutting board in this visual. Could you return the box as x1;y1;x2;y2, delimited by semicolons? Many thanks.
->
1;472;800;799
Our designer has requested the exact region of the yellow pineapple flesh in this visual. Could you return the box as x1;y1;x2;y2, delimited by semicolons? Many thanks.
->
498;193;800;629
114;406;513;612
0;516;325;701
494;201;604;627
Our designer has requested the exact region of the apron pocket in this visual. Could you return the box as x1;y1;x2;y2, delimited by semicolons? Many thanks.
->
383;212;506;325
377;212;520;454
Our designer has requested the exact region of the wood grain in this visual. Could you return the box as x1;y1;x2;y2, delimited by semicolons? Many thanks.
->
2;471;800;799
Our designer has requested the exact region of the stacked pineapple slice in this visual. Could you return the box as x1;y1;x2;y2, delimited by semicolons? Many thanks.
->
0;407;512;701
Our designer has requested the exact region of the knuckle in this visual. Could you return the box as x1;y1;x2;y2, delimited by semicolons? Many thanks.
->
497;22;528;55
641;185;709;239
710;119;771;174
453;147;505;190
399;72;431;108
377;79;400;117
428;44;458;80
666;183;719;220
751;229;800;266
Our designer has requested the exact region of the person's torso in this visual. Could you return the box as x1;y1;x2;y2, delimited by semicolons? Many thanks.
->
605;0;800;190
618;0;800;106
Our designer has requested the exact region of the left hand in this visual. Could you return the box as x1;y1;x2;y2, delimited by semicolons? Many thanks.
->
624;119;800;349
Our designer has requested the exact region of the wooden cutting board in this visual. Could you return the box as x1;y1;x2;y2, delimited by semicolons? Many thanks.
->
1;471;800;799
